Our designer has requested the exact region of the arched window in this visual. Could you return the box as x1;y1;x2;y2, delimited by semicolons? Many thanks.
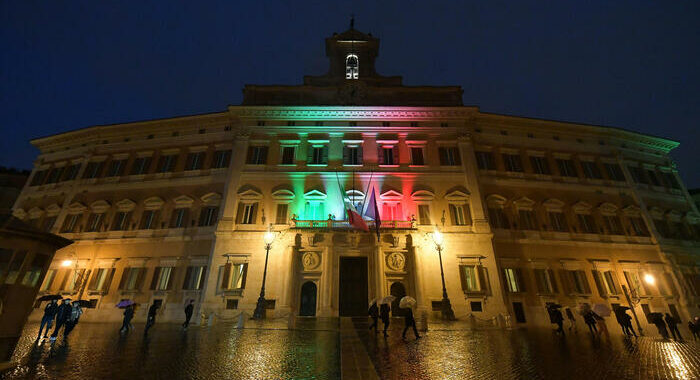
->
346;54;359;79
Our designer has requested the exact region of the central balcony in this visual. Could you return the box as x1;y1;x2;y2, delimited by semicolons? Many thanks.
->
291;219;415;230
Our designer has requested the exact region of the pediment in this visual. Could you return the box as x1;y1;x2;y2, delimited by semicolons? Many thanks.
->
143;196;165;210
411;190;435;201
67;202;87;213
304;189;327;200
115;199;136;211
90;200;111;213
380;190;403;200
201;192;222;205
445;190;470;201
173;195;195;207
272;189;295;200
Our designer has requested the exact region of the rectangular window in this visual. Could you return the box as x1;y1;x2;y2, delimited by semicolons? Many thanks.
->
107;159;127;177
662;172;680;189
628;166;648;184
62;268;86;292
185;152;204;171
623;271;646;296
220;263;248;290
237;202;258;224
130;157;152;175
86;213;105;232
246;146;268;165
183;266;206;290
378;147;397;165
41;269;58;291
439;147;461;166
212;150;232;168
604;163;625;181
308;146;328;165
529;156;551;175
61;214;82;233
487;207;510;229
21;253;48;287
120;267;144;291
534;269;557;294
518;210;537;230
502;153;523;172
449;204;471;226
556;159;578;177
646;170;662;186
280;146;296;165
460;265;480;292
603;271;619;295
30;170;48;186
503;268;524;292
62;163;81;181
45;167;65;184
157;155;178;173
417;205;431;225
383;203;402;221
42;216;57;232
150;267;174;291
88;268;115;293
170;208;189;228
275;204;289;224
604;215;623;235
569;270;591;294
475;151;496;170
629;217;650;236
198;207;219;227
410;147;425;165
548;212;568;232
111;211;131;231
577;214;597;234
82;161;104;179
343;145;362;165
581;161;602;179
140;210;159;229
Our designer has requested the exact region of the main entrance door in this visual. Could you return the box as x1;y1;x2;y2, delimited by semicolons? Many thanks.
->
339;257;368;316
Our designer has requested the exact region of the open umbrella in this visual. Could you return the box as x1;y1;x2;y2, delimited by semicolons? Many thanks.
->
36;294;62;301
73;300;91;308
577;304;592;316
546;303;562;309
593;304;611;317
399;296;417;309
378;296;396;305
116;300;135;308
368;298;378;307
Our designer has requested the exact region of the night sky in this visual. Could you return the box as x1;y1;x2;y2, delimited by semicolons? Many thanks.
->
1;1;698;187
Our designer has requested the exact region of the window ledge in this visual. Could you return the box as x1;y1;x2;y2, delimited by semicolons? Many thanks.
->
307;164;328;167
408;165;426;168
378;165;399;168
278;164;297;167
343;164;363;167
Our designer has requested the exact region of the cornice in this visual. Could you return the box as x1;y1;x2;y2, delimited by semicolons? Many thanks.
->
231;106;478;120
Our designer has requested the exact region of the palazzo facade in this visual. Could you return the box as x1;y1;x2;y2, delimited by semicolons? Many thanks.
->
14;27;700;329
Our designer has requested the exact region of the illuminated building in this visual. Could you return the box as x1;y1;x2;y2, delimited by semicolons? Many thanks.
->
14;26;700;328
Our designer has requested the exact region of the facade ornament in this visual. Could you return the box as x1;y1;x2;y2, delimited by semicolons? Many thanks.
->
386;252;406;271
302;251;321;271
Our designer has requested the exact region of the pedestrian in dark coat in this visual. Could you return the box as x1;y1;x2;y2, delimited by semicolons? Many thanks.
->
183;300;194;329
37;300;58;339
664;313;682;341
401;307;420;340
651;313;669;339
120;305;134;333
565;308;577;333
368;302;379;333
551;308;565;336
63;303;83;336
583;311;598;336
380;303;390;337
688;320;699;341
144;303;159;335
50;299;71;341
621;311;637;337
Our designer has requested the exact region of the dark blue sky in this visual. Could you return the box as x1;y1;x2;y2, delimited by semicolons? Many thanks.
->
1;1;698;187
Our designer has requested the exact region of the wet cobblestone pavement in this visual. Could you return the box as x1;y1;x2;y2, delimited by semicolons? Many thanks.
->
3;319;700;379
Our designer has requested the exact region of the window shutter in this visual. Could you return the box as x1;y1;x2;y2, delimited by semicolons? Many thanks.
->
59;269;71;290
135;268;146;290
516;268;527;292
221;263;232;290
478;267;491;294
240;263;248;289
118;268;129;290
558;270;570;294
246;147;254;164
321;146;329;164
458;265;467;291
250;203;258;224
307;145;314;163
182;267;192;290
449;205;457;225
103;268;116;292
592;270;606;296
87;270;99;290
548;269;559;293
150;267;162;290
453;148;462;165
392;147;399;165
235;203;245;224
438;148;447;166
377;146;384;165
198;267;207;290
579;271;591;293
342;146;349;164
464;203;473;225
357;145;363;164
166;268;176;290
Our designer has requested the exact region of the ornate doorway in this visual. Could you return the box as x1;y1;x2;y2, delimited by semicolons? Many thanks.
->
390;282;407;317
299;281;317;316
339;257;368;316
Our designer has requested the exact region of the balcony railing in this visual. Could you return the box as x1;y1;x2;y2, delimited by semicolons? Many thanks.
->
291;219;415;230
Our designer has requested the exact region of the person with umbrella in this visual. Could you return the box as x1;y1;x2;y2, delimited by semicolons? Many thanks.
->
399;296;420;340
688;317;699;341
664;313;682;341
119;302;135;334
379;296;393;338
63;300;84;337
582;307;598;336
49;298;71;342
565;307;577;333
650;312;669;339
183;299;195;330
144;302;159;335
547;304;565;336
368;299;379;333
37;297;59;340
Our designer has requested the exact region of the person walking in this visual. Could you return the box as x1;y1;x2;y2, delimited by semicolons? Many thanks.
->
621;310;637;337
63;302;83;337
583;310;598;336
551;307;565;337
368;302;379;333
651;313;669;339
144;303;159;335
37;300;58;340
120;305;134;333
183;300;194;329
688;320;699;341
401;307;420;340
380;303;390;338
565;308;577;333
49;299;71;341
593;312;609;339
664;313;682;341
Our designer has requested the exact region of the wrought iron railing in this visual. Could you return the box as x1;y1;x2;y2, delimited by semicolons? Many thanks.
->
291;219;415;229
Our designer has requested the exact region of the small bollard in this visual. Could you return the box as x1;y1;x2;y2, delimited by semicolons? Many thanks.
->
236;312;247;329
207;313;215;327
419;310;429;332
287;312;296;329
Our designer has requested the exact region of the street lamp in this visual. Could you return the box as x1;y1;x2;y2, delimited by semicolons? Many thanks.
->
621;272;655;337
644;273;656;286
430;227;456;321
253;225;276;320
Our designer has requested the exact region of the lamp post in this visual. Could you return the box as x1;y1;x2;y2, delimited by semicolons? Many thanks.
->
253;225;276;320
621;272;655;337
430;227;456;321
